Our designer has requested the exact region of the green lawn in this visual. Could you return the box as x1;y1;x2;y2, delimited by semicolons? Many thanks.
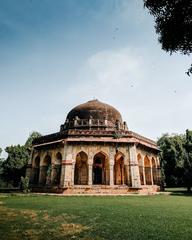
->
0;193;192;240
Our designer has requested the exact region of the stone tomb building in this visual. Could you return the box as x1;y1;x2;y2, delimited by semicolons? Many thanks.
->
26;100;161;194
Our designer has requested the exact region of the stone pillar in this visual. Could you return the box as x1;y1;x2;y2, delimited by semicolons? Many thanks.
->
121;163;125;185
109;164;114;186
143;157;146;185
51;164;57;185
150;160;154;185
129;144;141;188
71;164;75;186
61;161;73;187
30;168;36;184
39;166;47;185
26;164;32;180
143;167;146;185
60;142;73;188
60;164;65;187
109;146;115;186
88;164;93;185
124;164;130;186
26;149;35;183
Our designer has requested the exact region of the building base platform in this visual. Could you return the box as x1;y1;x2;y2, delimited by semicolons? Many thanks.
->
31;185;160;195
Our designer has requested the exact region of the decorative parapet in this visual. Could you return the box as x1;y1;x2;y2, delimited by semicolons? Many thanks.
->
60;118;128;131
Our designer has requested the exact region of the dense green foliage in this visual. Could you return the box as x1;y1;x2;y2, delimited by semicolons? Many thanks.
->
144;0;192;75
25;131;42;148
20;176;30;193
184;130;192;191
158;130;192;190
157;133;185;186
2;145;30;187
0;131;41;187
0;194;192;240
0;150;4;186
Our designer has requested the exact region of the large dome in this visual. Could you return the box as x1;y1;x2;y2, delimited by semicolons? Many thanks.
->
60;99;125;131
67;99;122;124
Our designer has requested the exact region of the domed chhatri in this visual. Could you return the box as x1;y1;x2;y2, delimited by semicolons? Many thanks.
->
26;99;161;194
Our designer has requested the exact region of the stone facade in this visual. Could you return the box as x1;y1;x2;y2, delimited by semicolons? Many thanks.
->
26;100;161;194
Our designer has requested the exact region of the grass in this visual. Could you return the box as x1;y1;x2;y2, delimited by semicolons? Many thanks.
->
0;192;192;240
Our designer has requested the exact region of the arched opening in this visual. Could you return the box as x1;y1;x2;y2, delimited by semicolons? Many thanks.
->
114;152;125;185
152;157;157;185
138;154;144;185
53;152;62;185
93;152;109;185
156;159;161;185
74;151;88;185
33;156;40;184
144;156;152;185
42;155;52;185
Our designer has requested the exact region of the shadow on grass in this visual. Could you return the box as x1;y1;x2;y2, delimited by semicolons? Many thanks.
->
0;188;20;193
165;188;192;197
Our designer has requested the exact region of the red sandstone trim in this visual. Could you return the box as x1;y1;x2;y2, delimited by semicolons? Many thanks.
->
62;160;72;165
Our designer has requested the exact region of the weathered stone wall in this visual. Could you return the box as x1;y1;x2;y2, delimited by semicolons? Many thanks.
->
27;141;160;192
136;145;160;185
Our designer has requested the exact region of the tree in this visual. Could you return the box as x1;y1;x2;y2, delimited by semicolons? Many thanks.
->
0;148;4;162
1;131;41;187
144;0;192;75
2;145;29;186
157;133;185;187
0;148;5;186
184;129;192;192
25;131;42;148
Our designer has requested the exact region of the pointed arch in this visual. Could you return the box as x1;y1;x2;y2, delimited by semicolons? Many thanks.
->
74;151;88;185
93;151;109;185
41;155;52;185
55;152;62;164
144;155;152;185
137;153;144;185
114;152;125;185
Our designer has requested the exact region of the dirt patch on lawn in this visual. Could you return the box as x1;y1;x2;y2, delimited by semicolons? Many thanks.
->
59;223;90;236
0;205;90;239
21;209;38;220
0;206;18;218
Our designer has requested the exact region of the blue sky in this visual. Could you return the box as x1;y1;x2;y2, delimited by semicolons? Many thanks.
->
0;0;191;156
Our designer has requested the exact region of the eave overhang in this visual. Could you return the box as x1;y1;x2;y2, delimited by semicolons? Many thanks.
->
32;130;159;152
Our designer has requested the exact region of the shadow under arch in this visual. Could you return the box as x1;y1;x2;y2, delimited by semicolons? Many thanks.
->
33;156;40;184
41;154;52;185
144;155;152;185
137;153;144;185
74;151;88;185
53;152;62;185
151;157;157;185
93;151;109;185
114;151;126;185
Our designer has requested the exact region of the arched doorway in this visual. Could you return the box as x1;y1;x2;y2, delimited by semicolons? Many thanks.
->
144;156;152;185
33;156;40;184
93;152;109;185
114;152;125;185
152;157;157;185
137;154;144;185
42;155;51;185
74;151;88;185
53;152;62;185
